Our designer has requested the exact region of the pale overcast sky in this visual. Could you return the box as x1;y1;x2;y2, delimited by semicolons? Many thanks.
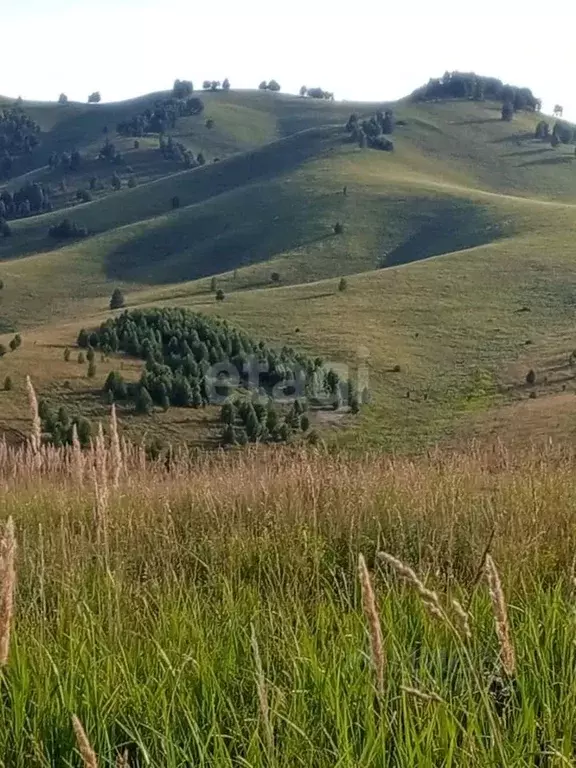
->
3;0;575;117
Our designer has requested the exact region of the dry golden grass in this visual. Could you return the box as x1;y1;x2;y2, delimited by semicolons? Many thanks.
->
72;714;98;768
358;553;385;697
485;554;516;678
0;516;16;667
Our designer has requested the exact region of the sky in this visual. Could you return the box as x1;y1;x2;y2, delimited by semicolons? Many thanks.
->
2;0;575;118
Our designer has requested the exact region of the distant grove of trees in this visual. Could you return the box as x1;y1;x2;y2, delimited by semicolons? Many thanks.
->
0;108;41;178
116;96;204;137
48;218;88;240
299;87;334;101
159;135;205;168
48;148;82;171
75;308;362;441
258;80;281;92
202;80;230;91
172;79;193;98
411;72;541;113
346;110;395;151
0;183;51;220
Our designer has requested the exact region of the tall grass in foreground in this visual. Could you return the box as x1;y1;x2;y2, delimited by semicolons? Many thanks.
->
2;416;576;764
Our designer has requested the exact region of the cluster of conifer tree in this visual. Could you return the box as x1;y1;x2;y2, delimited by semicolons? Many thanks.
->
77;309;361;441
159;136;205;168
37;400;92;447
0;108;41;177
411;72;541;111
220;397;311;445
346;110;395;150
116;97;204;138
0;183;51;219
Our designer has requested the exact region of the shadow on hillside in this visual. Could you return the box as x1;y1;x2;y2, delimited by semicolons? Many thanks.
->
0;126;343;265
491;132;535;144
381;199;512;268
451;118;501;126
518;155;574;167
292;292;334;301
502;148;553;158
104;182;338;284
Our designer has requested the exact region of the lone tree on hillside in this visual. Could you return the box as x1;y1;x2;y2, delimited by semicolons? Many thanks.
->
110;288;125;310
338;277;347;292
299;86;307;97
58;93;68;105
333;221;344;235
535;120;549;140
268;80;281;92
501;101;514;121
554;104;564;117
222;78;230;91
9;334;21;352
136;386;153;415
88;91;101;104
216;289;225;301
526;369;536;385
271;271;281;284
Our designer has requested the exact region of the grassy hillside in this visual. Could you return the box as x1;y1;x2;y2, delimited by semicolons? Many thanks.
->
2;88;576;449
2;440;576;765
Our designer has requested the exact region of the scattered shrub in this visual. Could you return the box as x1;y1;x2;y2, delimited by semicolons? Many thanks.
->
501;101;514;121
48;219;88;240
76;189;92;203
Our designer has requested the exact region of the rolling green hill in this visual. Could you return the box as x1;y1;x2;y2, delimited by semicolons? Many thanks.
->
2;85;576;449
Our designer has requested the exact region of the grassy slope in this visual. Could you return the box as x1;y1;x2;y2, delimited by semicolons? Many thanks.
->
3;444;576;765
2;92;576;448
